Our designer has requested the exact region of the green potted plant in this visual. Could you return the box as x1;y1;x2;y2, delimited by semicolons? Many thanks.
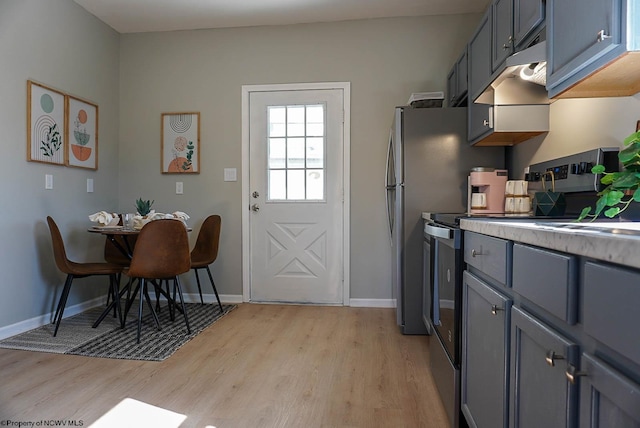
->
135;198;154;217
578;130;640;221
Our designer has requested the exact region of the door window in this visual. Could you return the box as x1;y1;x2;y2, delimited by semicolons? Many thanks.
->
267;104;325;201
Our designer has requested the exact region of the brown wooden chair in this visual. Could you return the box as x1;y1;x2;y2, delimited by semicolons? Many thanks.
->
190;215;223;311
46;216;123;336
124;219;191;343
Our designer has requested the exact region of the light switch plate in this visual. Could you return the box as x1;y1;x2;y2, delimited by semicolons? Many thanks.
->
87;178;94;193
224;168;237;182
45;174;53;190
176;181;183;194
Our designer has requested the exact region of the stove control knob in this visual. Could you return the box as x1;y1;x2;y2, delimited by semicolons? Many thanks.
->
570;163;581;175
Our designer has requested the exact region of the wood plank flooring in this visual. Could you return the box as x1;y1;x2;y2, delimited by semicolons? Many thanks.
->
0;304;448;428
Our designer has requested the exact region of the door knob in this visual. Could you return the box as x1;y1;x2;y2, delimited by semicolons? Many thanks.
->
251;204;260;212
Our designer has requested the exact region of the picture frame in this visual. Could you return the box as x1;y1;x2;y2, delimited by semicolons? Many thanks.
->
161;112;200;174
66;95;98;170
27;80;66;165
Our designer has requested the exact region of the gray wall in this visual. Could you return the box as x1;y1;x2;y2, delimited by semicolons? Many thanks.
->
0;0;119;329
117;15;482;302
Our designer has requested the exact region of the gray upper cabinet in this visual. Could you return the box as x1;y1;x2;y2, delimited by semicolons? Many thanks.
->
513;0;545;49
468;7;493;103
462;272;511;428
447;49;469;107
510;307;578;428
492;0;514;71
547;0;640;98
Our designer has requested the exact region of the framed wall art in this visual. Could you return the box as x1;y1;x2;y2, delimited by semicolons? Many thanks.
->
161;112;200;174
27;80;66;165
66;95;98;170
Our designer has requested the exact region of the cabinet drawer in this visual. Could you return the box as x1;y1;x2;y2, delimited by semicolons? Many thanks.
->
583;262;640;365
512;243;578;324
465;231;510;286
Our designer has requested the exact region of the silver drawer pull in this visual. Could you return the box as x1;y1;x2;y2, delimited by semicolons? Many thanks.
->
597;30;611;42
545;350;565;367
565;365;587;384
490;305;503;315
471;249;482;257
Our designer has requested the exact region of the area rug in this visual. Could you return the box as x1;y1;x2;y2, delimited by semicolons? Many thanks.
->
0;303;236;361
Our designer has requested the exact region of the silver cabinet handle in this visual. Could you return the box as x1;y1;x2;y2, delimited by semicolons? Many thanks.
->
251;204;260;212
503;35;513;50
483;119;490;127
545;350;565;367
565;365;587;384
597;30;611;42
471;249;482;257
491;305;503;315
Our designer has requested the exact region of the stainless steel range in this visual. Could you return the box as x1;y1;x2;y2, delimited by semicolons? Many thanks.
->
423;147;624;428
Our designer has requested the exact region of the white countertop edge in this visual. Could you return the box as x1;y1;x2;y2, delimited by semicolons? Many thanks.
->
460;218;640;270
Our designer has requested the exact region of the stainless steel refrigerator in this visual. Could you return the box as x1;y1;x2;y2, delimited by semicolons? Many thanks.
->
386;107;504;334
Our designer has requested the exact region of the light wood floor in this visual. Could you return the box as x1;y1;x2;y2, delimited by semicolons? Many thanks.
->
0;304;448;428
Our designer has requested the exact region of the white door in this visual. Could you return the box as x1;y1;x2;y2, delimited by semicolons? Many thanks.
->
248;87;345;304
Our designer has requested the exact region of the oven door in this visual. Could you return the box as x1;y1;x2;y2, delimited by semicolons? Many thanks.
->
427;223;462;365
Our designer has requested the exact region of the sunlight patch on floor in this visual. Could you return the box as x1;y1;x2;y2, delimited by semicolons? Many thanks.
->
89;398;186;428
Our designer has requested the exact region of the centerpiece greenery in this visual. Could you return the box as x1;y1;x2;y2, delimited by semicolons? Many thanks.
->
578;130;640;221
135;198;154;217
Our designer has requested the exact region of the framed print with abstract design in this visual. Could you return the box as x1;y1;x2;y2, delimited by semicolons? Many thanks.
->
161;112;200;174
27;81;66;165
66;95;98;170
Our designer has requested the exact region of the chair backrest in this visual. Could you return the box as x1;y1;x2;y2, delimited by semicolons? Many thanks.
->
127;219;191;279
46;216;72;274
191;215;222;264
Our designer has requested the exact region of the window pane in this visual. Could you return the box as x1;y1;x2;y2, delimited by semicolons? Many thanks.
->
306;105;324;136
268;107;286;137
268;138;286;168
269;170;286;200
287;137;305;168
287;106;305;136
306;170;324;200
287;170;305;199
306;137;324;168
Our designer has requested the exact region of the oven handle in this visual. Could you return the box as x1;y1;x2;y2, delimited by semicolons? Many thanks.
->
424;223;453;240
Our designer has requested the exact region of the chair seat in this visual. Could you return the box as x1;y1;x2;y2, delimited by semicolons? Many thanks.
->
67;260;123;276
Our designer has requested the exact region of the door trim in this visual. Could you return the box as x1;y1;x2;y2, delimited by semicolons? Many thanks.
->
241;82;351;304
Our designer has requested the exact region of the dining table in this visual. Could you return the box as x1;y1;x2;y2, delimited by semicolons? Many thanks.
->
88;223;192;330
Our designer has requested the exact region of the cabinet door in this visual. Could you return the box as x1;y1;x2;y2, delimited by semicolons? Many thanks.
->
456;49;468;102
468;102;493;143
462;272;512;428
510;307;578;428
547;0;623;90
447;66;457;107
492;0;514;71
513;0;544;48
578;354;640;428
468;7;493;102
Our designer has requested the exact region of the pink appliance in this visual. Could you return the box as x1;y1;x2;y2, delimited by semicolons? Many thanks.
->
467;168;508;214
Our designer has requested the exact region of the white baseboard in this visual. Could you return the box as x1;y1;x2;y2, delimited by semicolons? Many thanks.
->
349;298;396;308
181;293;243;304
0;296;104;340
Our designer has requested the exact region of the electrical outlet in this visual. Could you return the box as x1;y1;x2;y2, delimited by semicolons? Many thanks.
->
176;181;183;194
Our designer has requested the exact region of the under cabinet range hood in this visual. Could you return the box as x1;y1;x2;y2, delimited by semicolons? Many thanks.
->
476;41;550;105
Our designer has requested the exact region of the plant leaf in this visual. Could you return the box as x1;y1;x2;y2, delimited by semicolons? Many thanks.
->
600;173;614;185
619;141;640;164
623;131;640;146
591;164;606;174
633;188;640;202
577;206;592;221
594;194;608;217
604;207;621;218
605;190;624;206
612;171;640;189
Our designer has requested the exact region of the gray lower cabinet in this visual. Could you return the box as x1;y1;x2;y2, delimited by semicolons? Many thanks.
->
509;307;579;428
461;271;511;428
576;353;640;428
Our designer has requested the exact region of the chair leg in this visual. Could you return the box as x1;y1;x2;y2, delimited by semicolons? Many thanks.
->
111;274;123;326
173;276;191;334
205;267;224;313
124;277;139;327
194;269;204;304
143;284;161;330
53;274;74;337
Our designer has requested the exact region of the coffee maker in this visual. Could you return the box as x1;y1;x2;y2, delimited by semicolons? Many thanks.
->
468;168;508;214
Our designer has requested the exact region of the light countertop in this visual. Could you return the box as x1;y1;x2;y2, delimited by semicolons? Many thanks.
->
460;218;640;270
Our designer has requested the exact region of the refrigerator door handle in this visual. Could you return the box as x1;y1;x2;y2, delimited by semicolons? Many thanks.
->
385;129;394;242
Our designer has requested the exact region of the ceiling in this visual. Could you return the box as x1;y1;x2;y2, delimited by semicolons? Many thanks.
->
73;0;490;34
